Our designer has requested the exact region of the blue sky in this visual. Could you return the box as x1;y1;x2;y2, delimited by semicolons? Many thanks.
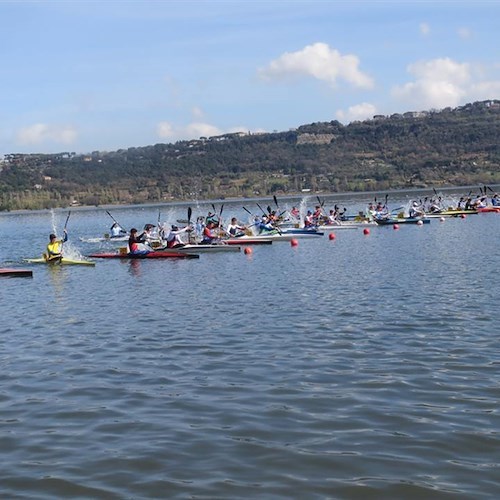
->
1;0;499;156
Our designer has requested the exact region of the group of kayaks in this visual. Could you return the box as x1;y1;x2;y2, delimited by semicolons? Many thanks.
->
3;192;498;276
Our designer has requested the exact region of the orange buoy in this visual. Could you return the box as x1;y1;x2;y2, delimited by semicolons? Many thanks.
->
393;224;399;230
290;238;299;247
328;232;336;240
363;228;370;235
244;247;253;255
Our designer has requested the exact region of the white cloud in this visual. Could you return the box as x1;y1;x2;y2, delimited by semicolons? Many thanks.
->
336;102;377;122
258;42;374;89
420;23;431;36
157;121;222;141
157;120;260;142
16;123;77;146
392;58;471;109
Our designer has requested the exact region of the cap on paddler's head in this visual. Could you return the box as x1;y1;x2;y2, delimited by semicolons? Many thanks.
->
130;228;137;233
49;233;57;240
171;225;179;231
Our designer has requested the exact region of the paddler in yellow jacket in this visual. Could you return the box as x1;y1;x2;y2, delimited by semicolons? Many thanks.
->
46;230;68;261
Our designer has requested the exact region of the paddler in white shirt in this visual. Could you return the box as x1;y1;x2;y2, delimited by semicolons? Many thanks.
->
110;222;127;238
166;224;191;248
226;217;247;237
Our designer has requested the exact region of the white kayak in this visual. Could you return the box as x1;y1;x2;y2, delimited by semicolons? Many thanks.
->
80;234;129;243
317;221;377;230
163;243;241;253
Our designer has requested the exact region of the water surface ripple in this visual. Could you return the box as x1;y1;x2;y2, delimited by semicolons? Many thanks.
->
1;195;499;498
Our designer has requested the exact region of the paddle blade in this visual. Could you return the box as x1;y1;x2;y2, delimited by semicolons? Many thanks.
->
64;211;71;230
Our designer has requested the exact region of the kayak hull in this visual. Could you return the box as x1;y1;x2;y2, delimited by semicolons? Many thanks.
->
0;268;33;277
89;251;199;259
317;222;377;230
424;210;478;218
156;244;241;253
80;235;129;243
477;207;500;213
24;257;95;266
375;218;430;225
223;238;273;245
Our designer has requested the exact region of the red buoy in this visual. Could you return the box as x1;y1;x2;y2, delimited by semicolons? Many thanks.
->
290;238;299;247
363;228;370;235
460;214;466;219
393;224;399;230
244;247;253;255
328;233;336;240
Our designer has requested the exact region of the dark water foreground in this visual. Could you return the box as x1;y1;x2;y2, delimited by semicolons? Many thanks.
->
1;193;499;498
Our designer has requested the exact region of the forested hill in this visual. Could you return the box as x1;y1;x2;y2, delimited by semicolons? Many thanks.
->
1;100;500;210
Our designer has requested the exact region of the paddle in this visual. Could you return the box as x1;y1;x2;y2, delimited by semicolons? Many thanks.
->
242;206;253;216
256;202;267;216
105;210;122;228
273;195;279;209
187;206;192;243
219;203;224;228
58;210;71;259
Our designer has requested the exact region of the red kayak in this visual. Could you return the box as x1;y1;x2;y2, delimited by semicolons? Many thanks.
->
89;251;199;259
477;206;500;213
0;268;33;277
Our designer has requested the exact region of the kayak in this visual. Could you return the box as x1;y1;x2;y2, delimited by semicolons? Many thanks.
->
154;244;241;253
80;235;129;243
317;221;377;230
89;250;199;259
222;237;273;245
236;231;323;242
25;256;96;266
278;228;325;236
0;268;33;277
375;217;430;225
424;209;478;218
477;206;500;213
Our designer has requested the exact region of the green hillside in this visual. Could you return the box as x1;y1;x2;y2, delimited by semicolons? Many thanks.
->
1;100;499;210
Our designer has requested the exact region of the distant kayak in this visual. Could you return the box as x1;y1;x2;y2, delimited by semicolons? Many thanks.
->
155;244;241;253
375;217;430;225
80;235;129;243
423;209;478;218
89;250;199;259
477;206;500;213
317;221;377;230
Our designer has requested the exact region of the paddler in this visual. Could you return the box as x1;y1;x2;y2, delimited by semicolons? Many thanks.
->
46;230;68;261
200;221;218;244
166;224;191;248
226;217;247;237
110;222;127;238
128;228;151;255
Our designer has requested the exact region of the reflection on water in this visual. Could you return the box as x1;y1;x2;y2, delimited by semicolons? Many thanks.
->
128;259;142;277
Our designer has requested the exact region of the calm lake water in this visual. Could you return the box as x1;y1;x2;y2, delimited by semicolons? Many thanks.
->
1;190;499;499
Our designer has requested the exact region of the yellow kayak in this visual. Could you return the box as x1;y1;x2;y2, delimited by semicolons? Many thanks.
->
25;255;95;266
